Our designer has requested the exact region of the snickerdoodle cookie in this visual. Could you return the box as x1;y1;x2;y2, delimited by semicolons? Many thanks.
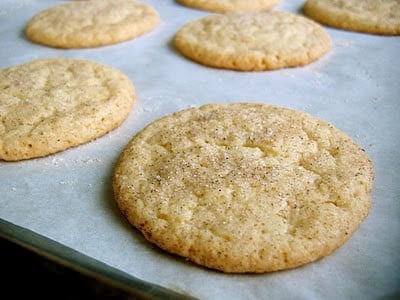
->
113;103;374;273
174;11;331;71
177;0;281;12
303;0;400;35
25;0;159;48
0;58;135;161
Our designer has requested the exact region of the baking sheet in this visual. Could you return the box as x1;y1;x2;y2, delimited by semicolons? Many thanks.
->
1;0;399;299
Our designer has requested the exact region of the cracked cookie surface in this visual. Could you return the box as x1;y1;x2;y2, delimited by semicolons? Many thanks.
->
0;58;135;161
25;0;159;48
113;103;374;273
177;0;281;12
303;0;400;35
174;10;331;71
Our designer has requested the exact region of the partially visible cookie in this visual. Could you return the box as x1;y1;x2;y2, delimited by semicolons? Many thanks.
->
303;0;400;35
113;103;374;273
177;0;281;12
0;58;135;161
25;0;159;48
174;11;331;71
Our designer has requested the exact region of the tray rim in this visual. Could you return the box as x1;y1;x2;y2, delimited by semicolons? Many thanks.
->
0;218;196;300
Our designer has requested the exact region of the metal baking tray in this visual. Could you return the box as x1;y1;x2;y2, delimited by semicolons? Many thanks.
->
1;1;399;299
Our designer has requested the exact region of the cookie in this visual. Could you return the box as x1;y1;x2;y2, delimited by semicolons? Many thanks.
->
25;0;159;48
0;58;135;161
173;11;332;71
177;0;281;12
113;103;374;273
303;0;400;35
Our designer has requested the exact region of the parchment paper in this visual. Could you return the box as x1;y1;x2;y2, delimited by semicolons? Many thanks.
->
1;1;399;299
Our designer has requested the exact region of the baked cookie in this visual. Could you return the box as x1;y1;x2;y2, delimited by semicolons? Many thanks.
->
177;0;281;12
25;0;159;48
173;11;331;71
303;0;400;35
0;58;135;161
113;103;374;273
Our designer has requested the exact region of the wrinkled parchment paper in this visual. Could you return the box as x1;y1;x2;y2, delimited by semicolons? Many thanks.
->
1;1;399;299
